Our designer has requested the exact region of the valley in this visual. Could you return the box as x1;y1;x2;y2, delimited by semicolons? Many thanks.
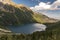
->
0;0;60;40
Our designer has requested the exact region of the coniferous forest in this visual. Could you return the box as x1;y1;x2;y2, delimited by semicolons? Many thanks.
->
0;0;60;40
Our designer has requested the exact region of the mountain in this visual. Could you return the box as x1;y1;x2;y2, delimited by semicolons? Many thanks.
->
46;21;60;31
0;0;15;4
0;0;60;40
37;10;60;19
33;12;58;23
0;1;37;26
0;0;58;32
0;21;60;40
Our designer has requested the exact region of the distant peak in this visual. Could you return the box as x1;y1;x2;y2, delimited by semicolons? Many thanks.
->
0;0;11;1
0;0;13;4
0;0;11;2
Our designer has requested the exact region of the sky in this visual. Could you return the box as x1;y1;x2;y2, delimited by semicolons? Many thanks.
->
12;0;60;19
12;0;56;7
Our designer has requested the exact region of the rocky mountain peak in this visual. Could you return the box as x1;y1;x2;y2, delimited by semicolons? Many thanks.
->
0;0;12;4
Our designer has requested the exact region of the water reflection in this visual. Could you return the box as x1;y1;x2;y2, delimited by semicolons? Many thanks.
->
8;23;46;34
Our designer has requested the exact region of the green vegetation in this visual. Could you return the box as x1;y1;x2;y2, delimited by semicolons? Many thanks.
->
0;2;56;28
0;21;60;40
32;13;55;23
0;2;37;27
0;2;60;40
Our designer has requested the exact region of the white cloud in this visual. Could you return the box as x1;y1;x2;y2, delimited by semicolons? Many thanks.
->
51;0;60;10
30;0;60;11
30;2;51;11
57;0;60;2
39;2;51;9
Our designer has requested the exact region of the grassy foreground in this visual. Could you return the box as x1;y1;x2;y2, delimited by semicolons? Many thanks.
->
0;21;60;40
0;1;60;40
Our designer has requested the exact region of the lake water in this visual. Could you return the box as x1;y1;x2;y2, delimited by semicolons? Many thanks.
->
8;23;46;34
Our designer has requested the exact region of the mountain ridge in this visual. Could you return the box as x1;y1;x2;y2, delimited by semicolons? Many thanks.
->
0;1;58;26
0;0;58;31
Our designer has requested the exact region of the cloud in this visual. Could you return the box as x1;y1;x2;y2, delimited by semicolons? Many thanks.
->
50;0;60;10
30;0;60;11
30;2;51;11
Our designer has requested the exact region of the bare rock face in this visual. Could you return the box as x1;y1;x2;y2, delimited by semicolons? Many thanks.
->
0;0;12;4
0;0;16;13
0;0;58;26
0;0;35;26
0;0;31;13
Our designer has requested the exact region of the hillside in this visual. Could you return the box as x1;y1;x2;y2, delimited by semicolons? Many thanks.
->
0;21;60;40
0;1;58;27
0;0;60;40
33;13;58;23
0;2;36;26
0;0;58;33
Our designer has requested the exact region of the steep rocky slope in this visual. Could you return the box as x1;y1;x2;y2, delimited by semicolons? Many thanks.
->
0;0;58;32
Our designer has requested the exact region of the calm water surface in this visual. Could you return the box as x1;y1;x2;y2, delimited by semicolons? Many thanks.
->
8;23;46;34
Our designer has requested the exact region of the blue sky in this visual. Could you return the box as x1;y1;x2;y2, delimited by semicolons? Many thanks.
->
12;0;56;7
12;0;60;19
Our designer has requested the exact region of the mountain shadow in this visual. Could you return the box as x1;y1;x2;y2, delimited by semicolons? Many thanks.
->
0;2;37;26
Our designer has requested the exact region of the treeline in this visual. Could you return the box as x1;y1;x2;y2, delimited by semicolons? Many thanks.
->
0;2;56;27
0;21;60;40
0;30;60;40
0;2;37;26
